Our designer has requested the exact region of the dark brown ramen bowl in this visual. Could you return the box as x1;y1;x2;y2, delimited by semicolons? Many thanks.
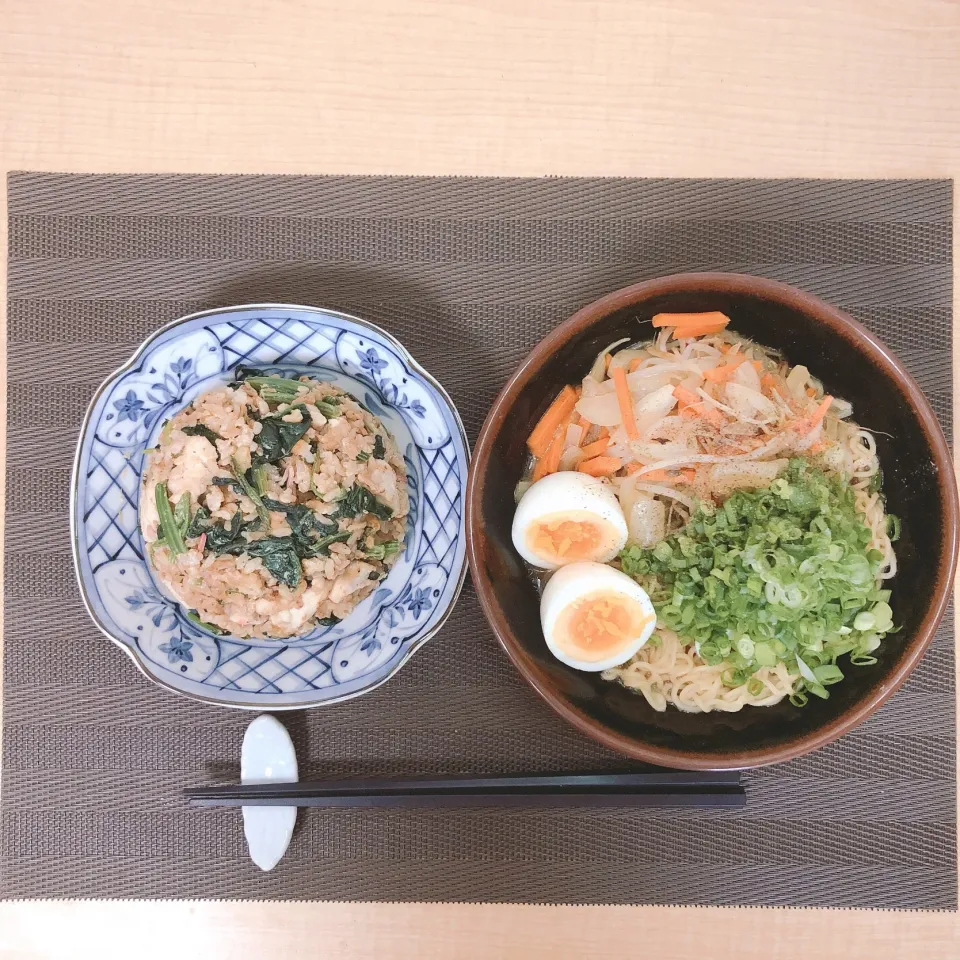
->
467;273;958;770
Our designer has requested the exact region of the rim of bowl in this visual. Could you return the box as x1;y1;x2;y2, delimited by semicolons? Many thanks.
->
71;302;471;710
466;272;959;770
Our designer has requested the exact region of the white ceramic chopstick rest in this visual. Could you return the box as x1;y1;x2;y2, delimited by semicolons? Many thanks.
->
240;714;298;871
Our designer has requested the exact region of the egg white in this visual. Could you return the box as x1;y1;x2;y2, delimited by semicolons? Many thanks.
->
540;561;657;672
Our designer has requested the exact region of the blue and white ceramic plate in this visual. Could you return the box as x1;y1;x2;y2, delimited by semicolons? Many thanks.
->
71;305;470;709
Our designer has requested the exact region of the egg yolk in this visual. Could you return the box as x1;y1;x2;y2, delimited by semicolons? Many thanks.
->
527;510;620;564
553;590;653;662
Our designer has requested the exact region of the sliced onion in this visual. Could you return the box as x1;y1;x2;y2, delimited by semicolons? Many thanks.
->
558;446;584;472
786;364;810;400
576;392;622;426
630;482;698;512
732;358;762;392
564;423;583;447
632;432;793;475
589;338;630;380
626;499;667;548
626;362;702;390
633;383;678;422
725;382;777;422
608;348;647;371
831;397;853;419
630;439;697;461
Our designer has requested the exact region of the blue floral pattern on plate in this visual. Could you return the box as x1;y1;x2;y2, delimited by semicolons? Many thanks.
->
72;305;469;708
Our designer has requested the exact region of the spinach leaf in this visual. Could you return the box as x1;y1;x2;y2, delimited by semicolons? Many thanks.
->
186;505;211;539
243;537;303;588
247;464;268;497
200;511;261;555
231;365;267;385
262;499;336;536
372;434;386;459
173;493;191;537
303;530;352;557
185;610;226;635
317;615;341;627
316;400;340;418
182;424;221;445
230;366;310;406
155;482;187;556
365;539;402;561
333;483;394;521
212;476;242;492
254;405;311;464
230;460;271;527
261;498;346;557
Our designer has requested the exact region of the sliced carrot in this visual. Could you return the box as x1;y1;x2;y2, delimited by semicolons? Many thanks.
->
674;384;724;428
611;365;639;441
577;455;623;476
806;386;817;398
652;311;730;329
671;320;730;339
789;396;834;438
604;353;612;373
810;395;833;426
640;468;675;483
598;427;610;440
751;360;763;372
629;357;643;372
531;421;568;481
527;386;577;456
702;355;745;382
625;462;643;474
761;373;786;399
700;406;725;428
579;436;611;459
672;385;701;408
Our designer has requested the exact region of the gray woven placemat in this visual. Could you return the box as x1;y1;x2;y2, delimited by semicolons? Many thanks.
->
2;172;955;907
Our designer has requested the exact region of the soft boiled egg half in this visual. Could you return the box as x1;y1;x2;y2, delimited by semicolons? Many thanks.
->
540;562;657;672
512;472;628;570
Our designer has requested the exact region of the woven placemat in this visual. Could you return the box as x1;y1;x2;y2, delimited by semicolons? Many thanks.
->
2;172;955;907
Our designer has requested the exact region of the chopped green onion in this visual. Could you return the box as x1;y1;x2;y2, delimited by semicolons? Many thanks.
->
887;514;901;542
316;400;340;418
618;459;894;705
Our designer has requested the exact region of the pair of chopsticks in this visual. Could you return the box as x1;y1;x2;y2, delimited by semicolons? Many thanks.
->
184;771;744;808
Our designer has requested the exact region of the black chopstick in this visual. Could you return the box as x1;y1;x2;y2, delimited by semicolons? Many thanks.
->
184;771;744;809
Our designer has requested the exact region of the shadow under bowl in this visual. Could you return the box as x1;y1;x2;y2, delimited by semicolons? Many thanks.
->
466;273;958;770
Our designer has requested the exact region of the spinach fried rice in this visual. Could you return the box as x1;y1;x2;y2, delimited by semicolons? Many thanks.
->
140;372;409;639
